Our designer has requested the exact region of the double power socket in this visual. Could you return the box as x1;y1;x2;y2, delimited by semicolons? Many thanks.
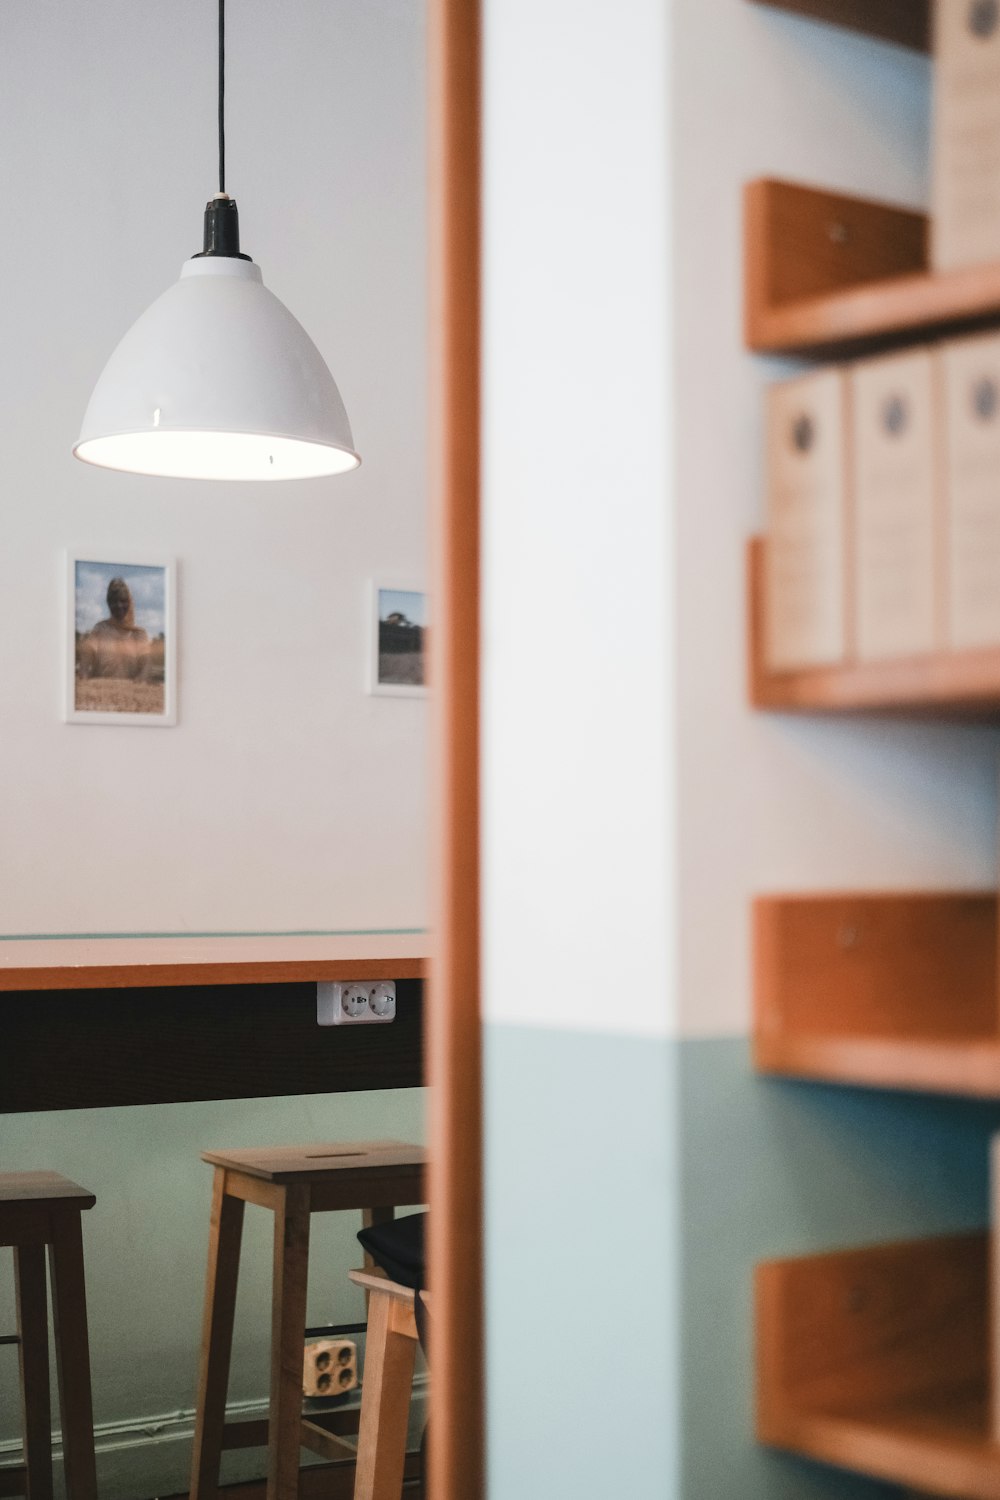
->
316;979;397;1026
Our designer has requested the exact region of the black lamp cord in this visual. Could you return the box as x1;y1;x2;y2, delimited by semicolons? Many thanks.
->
197;0;248;256
218;0;226;195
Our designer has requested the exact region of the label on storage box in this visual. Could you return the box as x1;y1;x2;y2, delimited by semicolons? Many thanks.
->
852;348;942;662
942;331;1000;647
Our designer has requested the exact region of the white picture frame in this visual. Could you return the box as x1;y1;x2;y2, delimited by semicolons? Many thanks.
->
65;552;177;726
368;582;428;698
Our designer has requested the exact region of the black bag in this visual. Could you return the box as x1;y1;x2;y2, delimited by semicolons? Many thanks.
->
357;1210;426;1294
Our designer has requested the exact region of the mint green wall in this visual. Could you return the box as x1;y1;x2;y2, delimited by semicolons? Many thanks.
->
485;1027;1000;1500
0;1087;426;1496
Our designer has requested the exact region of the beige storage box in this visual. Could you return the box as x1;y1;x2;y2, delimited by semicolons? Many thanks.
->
941;331;1000;647
851;348;943;662
764;367;850;672
932;0;1000;271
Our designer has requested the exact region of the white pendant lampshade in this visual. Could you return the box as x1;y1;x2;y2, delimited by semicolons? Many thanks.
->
74;254;360;481
74;0;359;483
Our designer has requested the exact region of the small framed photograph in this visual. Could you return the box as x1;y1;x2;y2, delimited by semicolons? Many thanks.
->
66;554;176;725
369;583;427;697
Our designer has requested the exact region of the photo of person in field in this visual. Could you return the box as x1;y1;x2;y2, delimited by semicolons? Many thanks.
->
74;562;168;716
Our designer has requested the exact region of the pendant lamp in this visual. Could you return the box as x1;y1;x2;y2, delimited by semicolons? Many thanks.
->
74;1;360;482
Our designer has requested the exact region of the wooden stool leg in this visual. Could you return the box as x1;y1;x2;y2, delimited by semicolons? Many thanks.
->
267;1183;310;1500
14;1243;53;1500
354;1290;417;1500
190;1169;246;1500
47;1212;97;1500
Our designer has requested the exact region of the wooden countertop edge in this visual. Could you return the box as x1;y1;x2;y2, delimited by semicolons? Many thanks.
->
0;944;430;992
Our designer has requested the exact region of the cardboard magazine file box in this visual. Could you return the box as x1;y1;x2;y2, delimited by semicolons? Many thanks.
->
942;331;1000;648
932;0;1000;271
764;367;851;672
851;348;944;663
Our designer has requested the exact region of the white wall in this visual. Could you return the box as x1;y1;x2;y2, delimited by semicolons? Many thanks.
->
0;0;428;936
478;0;1000;1047
482;0;676;1039
675;0;1000;1037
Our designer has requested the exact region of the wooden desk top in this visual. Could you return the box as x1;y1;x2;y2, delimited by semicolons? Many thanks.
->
0;932;430;992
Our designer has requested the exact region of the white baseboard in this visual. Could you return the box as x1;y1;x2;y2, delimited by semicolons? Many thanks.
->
0;1377;429;1500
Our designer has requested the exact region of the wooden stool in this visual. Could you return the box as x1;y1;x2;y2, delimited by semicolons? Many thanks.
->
189;1140;426;1500
347;1269;423;1500
0;1172;98;1500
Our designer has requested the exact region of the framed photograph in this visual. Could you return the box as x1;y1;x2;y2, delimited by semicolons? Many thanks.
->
66;553;176;725
369;583;427;697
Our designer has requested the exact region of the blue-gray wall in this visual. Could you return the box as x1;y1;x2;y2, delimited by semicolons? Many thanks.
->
485;1026;680;1500
486;1026;1000;1500
680;1039;999;1499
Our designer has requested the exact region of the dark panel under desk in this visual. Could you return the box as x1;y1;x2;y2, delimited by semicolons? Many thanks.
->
0;978;424;1112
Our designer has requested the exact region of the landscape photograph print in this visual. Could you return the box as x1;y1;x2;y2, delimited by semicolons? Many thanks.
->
67;555;176;725
371;584;427;697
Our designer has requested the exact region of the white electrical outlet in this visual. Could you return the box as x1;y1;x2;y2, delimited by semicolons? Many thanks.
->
316;979;397;1025
342;983;370;1019
368;981;396;1019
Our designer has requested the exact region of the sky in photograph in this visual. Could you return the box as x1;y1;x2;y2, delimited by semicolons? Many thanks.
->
75;561;167;636
378;588;426;627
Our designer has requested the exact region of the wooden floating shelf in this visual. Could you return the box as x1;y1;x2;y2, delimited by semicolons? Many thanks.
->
754;892;1000;1096
748;538;1000;715
0;931;430;992
757;1234;999;1499
747;0;929;51
745;180;1000;358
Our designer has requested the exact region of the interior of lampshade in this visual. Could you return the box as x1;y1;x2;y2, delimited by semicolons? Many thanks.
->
73;429;361;481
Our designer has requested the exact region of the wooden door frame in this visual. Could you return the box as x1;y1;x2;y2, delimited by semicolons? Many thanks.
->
427;2;483;1498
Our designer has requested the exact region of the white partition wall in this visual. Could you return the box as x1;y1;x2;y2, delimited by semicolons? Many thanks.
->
482;1;678;1493
481;2;1000;1497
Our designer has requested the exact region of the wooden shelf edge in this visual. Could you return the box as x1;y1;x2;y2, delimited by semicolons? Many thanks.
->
744;180;1000;357
760;1406;1000;1500
757;1235;997;1499
753;891;1000;1096
754;1034;1000;1097
748;537;1000;714
746;0;930;52
748;267;1000;358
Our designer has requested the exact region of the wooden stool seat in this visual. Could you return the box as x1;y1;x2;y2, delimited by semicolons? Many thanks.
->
0;1172;96;1208
199;1141;425;1207
190;1140;426;1500
0;1172;98;1500
347;1270;422;1500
